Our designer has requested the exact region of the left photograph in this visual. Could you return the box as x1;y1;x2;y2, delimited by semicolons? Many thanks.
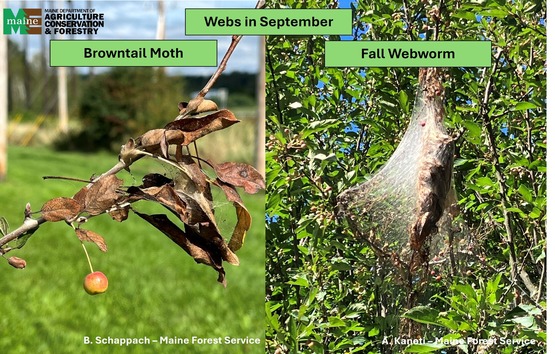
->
0;1;265;353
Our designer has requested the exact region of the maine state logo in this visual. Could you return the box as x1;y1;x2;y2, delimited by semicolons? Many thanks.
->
3;8;42;34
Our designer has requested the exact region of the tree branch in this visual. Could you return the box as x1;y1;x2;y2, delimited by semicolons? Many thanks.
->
0;215;45;255
0;2;258;256
480;48;539;299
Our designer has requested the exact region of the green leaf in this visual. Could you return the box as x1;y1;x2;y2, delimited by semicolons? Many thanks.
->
514;102;538;111
511;316;537;329
287;276;309;287
265;302;283;333
506;207;526;217
463;120;483;145
405;342;449;353
519;304;542;316
486;273;502;305
529;207;542;219
326;316;346;327
367;327;380;337
454;283;478;302
402;306;441;326
451;10;477;21
480;8;509;18
475;176;495;189
399;90;409;114
518;184;533;203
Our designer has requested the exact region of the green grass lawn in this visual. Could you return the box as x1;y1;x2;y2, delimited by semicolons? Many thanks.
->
0;146;265;354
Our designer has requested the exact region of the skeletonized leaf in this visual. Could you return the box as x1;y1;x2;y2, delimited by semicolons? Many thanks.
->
75;228;108;252
173;189;213;225
41;197;82;222
171;168;236;264
84;175;124;215
214;179;252;252
172;157;239;263
212;162;265;194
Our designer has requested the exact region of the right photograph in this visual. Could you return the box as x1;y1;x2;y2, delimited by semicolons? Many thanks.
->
265;1;546;353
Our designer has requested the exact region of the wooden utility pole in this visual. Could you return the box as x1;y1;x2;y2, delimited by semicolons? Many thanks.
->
156;0;166;74
87;0;94;76
256;36;265;174
0;0;8;180
57;67;68;133
156;0;166;41
57;27;68;133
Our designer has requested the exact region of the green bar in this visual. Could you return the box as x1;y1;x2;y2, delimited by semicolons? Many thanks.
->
185;9;352;35
50;40;217;67
325;41;491;67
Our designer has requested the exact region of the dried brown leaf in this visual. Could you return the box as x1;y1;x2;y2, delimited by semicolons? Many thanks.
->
214;179;252;252
137;129;185;154
84;175;124;215
173;156;215;225
75;228;108;252
213;162;265;194
109;206;129;222
73;187;88;210
198;222;240;266
195;99;219;113
230;205;251;252
178;97;218;116
177;155;209;189
134;211;227;286
119;138;143;168
129;184;193;224
140;173;173;188
173;189;213;225
41;197;82;222
164;109;240;146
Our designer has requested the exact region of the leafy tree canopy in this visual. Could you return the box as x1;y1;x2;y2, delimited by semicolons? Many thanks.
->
265;0;545;353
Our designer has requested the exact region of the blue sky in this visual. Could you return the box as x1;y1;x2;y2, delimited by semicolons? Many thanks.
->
6;0;260;75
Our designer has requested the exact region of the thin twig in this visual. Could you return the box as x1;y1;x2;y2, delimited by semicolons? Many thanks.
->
177;0;266;119
43;175;91;183
402;0;413;40
199;35;244;99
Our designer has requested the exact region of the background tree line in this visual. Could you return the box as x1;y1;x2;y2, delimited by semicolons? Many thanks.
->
7;37;257;151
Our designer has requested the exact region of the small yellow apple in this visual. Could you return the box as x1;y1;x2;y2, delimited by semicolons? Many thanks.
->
83;271;108;295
